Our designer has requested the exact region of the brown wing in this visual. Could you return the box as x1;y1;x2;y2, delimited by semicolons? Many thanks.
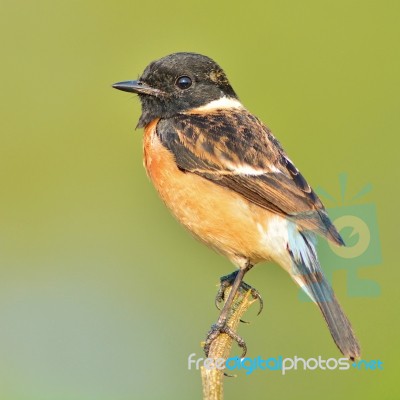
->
156;109;344;245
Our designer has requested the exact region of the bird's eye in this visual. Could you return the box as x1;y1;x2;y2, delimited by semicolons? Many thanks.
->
176;76;192;90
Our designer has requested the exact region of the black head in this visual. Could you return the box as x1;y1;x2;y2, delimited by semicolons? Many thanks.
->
112;52;238;127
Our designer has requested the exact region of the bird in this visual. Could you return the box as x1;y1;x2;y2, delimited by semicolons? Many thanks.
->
112;52;360;360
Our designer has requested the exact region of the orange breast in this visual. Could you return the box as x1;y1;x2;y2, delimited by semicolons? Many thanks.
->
143;119;276;268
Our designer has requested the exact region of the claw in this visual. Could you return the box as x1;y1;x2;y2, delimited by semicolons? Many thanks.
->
204;322;247;358
207;266;260;360
214;278;231;310
214;272;264;318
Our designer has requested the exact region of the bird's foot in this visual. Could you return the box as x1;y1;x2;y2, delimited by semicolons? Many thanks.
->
215;271;263;317
204;321;247;358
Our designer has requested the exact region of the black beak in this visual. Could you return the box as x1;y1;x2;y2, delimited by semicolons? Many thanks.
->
112;80;163;96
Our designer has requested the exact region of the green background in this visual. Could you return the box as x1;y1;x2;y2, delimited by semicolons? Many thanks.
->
1;0;398;399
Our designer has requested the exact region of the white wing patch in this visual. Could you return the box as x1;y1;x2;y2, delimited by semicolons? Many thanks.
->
269;165;282;173
228;164;265;175
224;163;282;176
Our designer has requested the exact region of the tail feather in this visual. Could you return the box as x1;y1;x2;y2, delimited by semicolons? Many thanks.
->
288;230;361;360
293;268;361;360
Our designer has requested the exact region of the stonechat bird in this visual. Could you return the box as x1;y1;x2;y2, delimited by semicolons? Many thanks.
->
112;52;360;360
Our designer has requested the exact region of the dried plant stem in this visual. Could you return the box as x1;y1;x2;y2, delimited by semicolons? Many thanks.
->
201;288;256;400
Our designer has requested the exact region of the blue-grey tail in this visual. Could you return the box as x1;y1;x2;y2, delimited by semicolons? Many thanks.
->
288;230;361;360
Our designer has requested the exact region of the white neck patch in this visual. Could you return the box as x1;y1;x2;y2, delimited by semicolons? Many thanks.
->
190;96;244;112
